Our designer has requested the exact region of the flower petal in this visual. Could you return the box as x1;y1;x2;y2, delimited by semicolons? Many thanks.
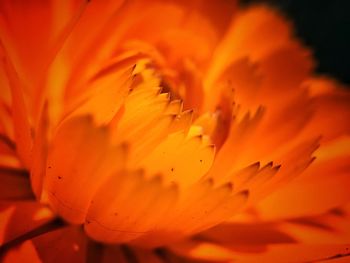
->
44;115;126;224
257;153;350;220
85;171;178;245
0;201;54;246
205;5;296;88
2;58;32;168
1;240;42;263
0;167;33;200
139;130;215;188
31;226;88;263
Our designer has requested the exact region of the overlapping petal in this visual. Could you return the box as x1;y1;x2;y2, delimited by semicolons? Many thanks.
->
0;0;349;262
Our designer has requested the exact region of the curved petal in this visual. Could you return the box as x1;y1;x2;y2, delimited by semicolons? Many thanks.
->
44;116;127;224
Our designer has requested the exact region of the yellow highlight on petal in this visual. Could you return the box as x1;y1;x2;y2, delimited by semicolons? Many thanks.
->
32;206;54;221
315;136;350;161
0;206;15;245
189;243;235;261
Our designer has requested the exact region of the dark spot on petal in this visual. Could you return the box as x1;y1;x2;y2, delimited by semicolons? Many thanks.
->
58;176;62;180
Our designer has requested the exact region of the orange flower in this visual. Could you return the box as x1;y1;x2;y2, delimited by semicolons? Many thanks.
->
1;1;350;262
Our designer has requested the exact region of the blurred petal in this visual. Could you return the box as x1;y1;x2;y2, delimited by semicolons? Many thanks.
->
31;226;88;263
0;167;33;200
205;5;300;88
257;153;350;220
2;240;42;263
0;201;54;246
2;57;32;168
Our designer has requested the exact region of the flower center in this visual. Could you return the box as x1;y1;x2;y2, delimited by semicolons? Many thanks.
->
33;55;234;247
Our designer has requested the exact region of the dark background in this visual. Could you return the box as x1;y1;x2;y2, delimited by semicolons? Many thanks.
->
241;0;350;85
